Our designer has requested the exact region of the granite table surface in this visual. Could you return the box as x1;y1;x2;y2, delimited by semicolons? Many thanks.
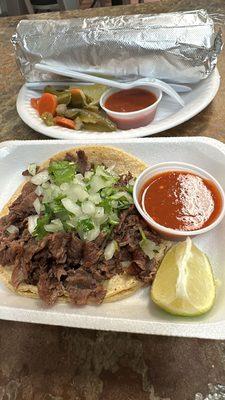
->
1;1;225;399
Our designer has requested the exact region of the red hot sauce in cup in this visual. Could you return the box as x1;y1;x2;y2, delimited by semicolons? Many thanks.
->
139;170;222;231
104;88;157;113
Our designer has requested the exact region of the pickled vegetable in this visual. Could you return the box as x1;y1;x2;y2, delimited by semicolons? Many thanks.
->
57;91;72;105
44;85;69;95
78;110;116;131
44;86;71;105
64;108;80;119
41;112;54;126
38;93;58;116
54;116;76;130
70;88;87;107
56;104;67;116
84;104;99;112
37;84;118;132
75;117;83;130
78;84;108;105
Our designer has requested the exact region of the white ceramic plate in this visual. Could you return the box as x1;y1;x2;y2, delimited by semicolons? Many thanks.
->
0;137;225;339
16;69;220;140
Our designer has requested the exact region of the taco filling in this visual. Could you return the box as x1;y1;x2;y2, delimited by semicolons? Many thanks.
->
0;147;170;305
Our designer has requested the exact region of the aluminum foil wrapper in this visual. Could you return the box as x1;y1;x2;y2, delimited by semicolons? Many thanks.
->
12;9;223;84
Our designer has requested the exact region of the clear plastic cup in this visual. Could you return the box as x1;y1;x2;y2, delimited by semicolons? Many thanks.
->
100;86;162;130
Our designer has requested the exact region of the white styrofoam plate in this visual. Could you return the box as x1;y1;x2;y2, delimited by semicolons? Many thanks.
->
0;137;225;339
16;69;220;140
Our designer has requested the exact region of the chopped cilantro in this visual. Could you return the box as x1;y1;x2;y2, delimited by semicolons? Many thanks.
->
77;218;94;232
48;160;76;185
33;215;50;240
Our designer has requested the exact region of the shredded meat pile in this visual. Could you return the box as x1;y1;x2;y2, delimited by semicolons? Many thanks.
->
0;151;163;305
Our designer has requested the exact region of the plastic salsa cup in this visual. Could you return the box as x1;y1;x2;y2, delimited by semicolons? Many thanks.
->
100;85;162;130
133;162;225;240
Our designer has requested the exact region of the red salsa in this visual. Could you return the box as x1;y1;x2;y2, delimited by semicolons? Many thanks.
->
104;88;157;113
139;171;222;231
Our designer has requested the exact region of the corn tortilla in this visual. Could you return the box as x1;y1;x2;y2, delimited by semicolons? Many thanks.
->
0;146;171;304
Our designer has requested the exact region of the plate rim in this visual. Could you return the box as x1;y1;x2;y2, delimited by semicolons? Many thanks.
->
16;68;220;140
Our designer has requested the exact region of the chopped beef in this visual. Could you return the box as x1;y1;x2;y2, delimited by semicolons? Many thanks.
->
11;263;25;288
9;182;37;222
127;258;157;284
48;232;69;264
22;169;30;177
76;150;90;175
65;269;106;305
38;272;63;305
112;205;160;283
115;205;135;232
82;241;103;269
0;151;165;306
53;265;67;282
65;153;76;162
0;238;24;266
21;228;31;242
67;234;83;266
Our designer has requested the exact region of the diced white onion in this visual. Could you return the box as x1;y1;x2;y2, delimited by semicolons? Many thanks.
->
28;215;38;234
6;225;19;234
94;207;104;219
35;186;43;196
104;240;117;260
88;193;101;204
42;182;50;190
64;184;88;202
73;184;89;201
31;170;49;186
74;173;85;183
110;191;132;202
95;165;109;177
44;219;64;232
140;239;160;260
42;184;61;203
28;163;37;176
33;198;41;215
129;178;135;185
61;198;82;215
89;176;108;193
93;207;107;225
111;200;118;209
81;201;96;216
66;220;76;228
85;226;100;242
84;171;94;180
60;183;70;192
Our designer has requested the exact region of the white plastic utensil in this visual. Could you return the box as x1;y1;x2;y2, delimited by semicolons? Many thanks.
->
25;81;191;94
34;63;185;106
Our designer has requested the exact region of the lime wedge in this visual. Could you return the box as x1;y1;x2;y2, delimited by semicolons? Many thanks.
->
151;237;216;316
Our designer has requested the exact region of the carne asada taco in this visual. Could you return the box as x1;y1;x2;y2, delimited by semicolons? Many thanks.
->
0;146;171;305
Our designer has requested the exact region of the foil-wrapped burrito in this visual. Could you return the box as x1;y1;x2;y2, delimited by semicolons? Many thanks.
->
12;9;222;84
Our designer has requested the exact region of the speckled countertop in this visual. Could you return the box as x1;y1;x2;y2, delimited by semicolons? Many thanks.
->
1;1;225;399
